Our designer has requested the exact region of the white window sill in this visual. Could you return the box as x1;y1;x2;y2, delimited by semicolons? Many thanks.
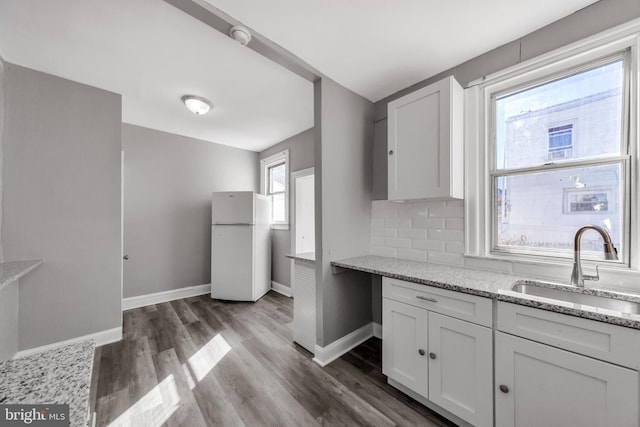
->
271;224;289;231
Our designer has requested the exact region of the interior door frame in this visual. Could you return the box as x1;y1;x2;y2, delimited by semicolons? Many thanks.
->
290;167;315;295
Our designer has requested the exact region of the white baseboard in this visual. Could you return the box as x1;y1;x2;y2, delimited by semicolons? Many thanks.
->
271;280;292;297
373;322;382;339
123;283;211;310
313;322;375;367
14;326;122;359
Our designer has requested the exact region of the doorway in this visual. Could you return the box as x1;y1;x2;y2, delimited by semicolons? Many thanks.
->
293;170;315;255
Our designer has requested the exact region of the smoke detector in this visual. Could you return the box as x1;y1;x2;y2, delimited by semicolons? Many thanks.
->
229;25;252;46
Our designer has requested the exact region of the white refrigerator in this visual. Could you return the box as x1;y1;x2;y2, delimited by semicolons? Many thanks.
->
211;191;271;301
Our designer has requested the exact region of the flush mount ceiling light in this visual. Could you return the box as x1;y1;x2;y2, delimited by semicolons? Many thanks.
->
181;95;212;115
229;25;252;46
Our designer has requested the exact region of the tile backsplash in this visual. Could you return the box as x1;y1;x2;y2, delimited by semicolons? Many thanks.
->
371;199;465;266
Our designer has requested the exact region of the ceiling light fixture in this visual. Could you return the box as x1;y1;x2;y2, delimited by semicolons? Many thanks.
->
229;25;252;46
181;95;212;115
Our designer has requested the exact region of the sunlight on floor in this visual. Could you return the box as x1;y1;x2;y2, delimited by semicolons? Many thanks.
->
107;375;180;427
188;333;231;381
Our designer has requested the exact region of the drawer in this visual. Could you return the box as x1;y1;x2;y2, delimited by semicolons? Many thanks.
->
497;301;640;369
382;277;493;327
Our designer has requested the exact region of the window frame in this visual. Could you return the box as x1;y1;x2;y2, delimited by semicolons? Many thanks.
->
260;149;290;230
465;25;640;271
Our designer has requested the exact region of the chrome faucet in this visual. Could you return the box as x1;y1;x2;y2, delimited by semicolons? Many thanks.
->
570;225;618;287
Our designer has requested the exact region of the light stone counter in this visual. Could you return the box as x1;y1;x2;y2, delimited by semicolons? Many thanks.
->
0;340;95;427
286;252;316;267
0;260;43;292
332;255;640;330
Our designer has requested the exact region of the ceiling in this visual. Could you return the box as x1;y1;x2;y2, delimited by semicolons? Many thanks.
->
204;0;600;101
0;0;314;152
0;0;600;151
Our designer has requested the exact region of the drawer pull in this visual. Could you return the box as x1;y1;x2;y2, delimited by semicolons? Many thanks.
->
429;352;437;360
418;349;426;356
416;295;438;303
499;385;509;394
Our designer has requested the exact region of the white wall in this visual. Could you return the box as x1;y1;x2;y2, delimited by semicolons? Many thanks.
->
3;63;122;350
122;124;258;298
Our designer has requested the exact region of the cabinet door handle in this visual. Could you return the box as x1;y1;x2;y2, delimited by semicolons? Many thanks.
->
416;295;438;303
429;352;437;360
499;385;509;394
418;349;426;356
388;150;394;155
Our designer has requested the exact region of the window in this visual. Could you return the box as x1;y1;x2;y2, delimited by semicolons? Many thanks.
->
493;58;627;259
465;28;638;268
548;124;573;160
564;188;611;213
260;150;289;228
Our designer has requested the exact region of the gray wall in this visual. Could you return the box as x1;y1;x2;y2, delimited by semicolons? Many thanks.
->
315;78;374;347
0;281;18;361
2;64;122;350
0;57;4;261
122;124;258;298
372;0;640;199
0;57;15;361
258;128;314;288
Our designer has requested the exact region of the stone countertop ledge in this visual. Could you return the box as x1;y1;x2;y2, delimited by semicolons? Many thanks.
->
0;340;95;427
332;255;640;330
0;260;43;292
286;252;316;266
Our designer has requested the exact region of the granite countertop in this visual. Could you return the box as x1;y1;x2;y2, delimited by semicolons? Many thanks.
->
332;255;640;330
286;252;316;266
0;340;95;427
0;260;43;291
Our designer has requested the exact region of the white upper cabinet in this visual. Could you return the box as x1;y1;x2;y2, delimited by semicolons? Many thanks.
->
387;75;464;200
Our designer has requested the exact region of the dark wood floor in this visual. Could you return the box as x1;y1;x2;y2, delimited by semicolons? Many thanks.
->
91;291;456;426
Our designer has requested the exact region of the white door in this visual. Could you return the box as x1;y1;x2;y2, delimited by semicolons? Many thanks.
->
428;312;493;427
382;298;428;397
495;332;639;427
295;174;315;254
211;225;254;301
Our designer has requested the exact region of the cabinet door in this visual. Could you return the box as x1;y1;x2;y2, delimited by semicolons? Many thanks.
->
387;75;463;200
495;332;639;427
382;298;428;397
428;312;493;427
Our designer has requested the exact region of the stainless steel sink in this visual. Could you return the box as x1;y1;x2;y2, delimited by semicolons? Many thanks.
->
510;281;640;315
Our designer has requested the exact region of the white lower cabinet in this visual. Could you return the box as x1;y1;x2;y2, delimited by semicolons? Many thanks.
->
495;331;639;427
382;279;493;427
428;312;493;427
382;298;428;396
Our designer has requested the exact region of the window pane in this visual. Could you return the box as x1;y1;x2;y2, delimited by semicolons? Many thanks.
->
269;163;286;194
495;60;624;170
495;163;622;257
272;193;285;222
